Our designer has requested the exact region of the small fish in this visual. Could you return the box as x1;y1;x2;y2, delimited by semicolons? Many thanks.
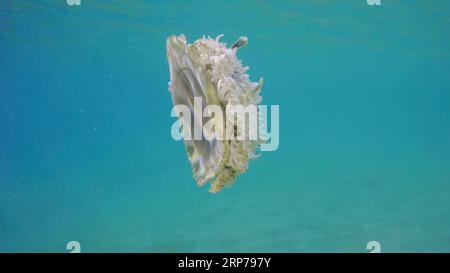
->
231;36;248;49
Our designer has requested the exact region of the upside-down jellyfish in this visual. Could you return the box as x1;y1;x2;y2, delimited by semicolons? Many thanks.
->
166;34;264;193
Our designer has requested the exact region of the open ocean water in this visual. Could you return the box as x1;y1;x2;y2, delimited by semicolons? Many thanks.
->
0;0;449;252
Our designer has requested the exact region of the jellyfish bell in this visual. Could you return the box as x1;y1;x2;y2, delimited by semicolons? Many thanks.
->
167;35;226;187
167;34;264;193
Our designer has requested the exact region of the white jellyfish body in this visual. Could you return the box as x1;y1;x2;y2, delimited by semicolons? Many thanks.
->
167;34;264;193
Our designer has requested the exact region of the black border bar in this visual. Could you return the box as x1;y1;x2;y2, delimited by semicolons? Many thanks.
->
0;253;448;272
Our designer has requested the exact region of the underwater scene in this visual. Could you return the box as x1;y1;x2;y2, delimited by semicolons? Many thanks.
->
0;0;449;252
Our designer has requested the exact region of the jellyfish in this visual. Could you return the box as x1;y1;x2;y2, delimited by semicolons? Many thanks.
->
166;34;264;193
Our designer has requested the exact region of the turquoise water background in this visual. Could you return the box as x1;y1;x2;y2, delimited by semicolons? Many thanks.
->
1;0;449;252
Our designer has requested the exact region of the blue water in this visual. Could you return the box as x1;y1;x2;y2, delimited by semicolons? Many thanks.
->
1;0;449;252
